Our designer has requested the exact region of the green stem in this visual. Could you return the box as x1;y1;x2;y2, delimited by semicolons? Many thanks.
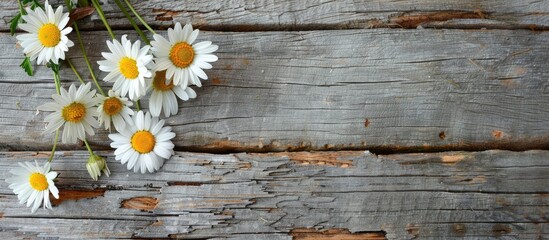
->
17;0;25;14
135;100;141;111
79;0;89;7
67;59;85;84
112;0;149;44
53;68;61;95
123;0;156;34
49;69;62;162
74;22;106;96
83;139;95;156
91;0;116;39
48;130;59;162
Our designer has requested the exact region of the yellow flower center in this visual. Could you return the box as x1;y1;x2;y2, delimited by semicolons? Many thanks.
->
103;97;123;116
131;131;155;154
152;71;174;91
29;173;48;191
62;102;86;122
169;42;194;68
119;57;139;79
38;23;61;47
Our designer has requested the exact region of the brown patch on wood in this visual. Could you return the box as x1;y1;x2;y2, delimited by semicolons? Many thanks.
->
452;223;466;236
242;58;251;65
0;212;3;218
390;11;486;28
439;131;446;140
211;77;226;85
121;197;158;211
269;151;359;167
239;162;252;169
500;79;518;89
441;154;466;164
390;153;468;165
492;224;512;237
492;130;504;139
406;224;420;238
152;9;182;21
167;181;203;186
290;228;386;240
51;188;106;206
224;64;233;70
364;119;370;128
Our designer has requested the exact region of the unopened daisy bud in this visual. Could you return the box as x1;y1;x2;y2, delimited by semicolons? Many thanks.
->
86;154;110;181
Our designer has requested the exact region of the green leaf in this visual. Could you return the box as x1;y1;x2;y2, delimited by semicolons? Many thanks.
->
9;13;22;36
20;57;34;76
22;0;42;10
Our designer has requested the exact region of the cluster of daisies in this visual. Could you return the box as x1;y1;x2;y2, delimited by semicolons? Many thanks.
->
6;0;217;213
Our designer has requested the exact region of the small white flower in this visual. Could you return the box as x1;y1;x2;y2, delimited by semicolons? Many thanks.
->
109;111;175;173
148;70;197;118
97;90;134;131
98;35;153;100
6;161;59;213
150;22;218;88
38;83;101;144
86;154;110;181
16;0;74;65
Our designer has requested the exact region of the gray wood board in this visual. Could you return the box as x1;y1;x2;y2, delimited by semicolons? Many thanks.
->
2;0;549;31
1;29;549;151
0;150;547;239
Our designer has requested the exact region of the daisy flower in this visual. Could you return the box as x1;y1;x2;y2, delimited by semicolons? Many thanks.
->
97;90;134;131
16;0;74;65
150;22;218;88
108;111;175;173
38;83;101;144
148;70;197;118
98;35;153;100
6;161;59;213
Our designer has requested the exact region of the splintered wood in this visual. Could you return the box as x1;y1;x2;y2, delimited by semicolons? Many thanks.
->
0;150;547;238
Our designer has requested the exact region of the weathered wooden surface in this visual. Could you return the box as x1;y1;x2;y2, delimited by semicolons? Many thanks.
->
0;150;547;239
2;0;549;31
1;29;549;151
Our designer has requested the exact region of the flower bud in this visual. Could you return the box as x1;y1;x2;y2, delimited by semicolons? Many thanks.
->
86;154;111;181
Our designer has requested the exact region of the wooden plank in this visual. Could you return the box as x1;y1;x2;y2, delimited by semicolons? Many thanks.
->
1;29;549;151
0;150;547;239
2;0;549;31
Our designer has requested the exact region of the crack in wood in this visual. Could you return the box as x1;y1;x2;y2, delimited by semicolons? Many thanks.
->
290;228;387;240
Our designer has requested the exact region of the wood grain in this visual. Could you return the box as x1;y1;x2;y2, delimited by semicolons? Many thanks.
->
0;150;547;239
2;0;549;31
1;29;549;151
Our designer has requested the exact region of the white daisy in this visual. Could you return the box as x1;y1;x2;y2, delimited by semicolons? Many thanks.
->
108;111;175;173
98;35;153;100
16;0;74;65
97;90;134;131
37;83;101;144
150;22;218;88
148;70;197;118
6;161;59;213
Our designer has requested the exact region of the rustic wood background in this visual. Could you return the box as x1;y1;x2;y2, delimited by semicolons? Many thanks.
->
1;0;548;239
